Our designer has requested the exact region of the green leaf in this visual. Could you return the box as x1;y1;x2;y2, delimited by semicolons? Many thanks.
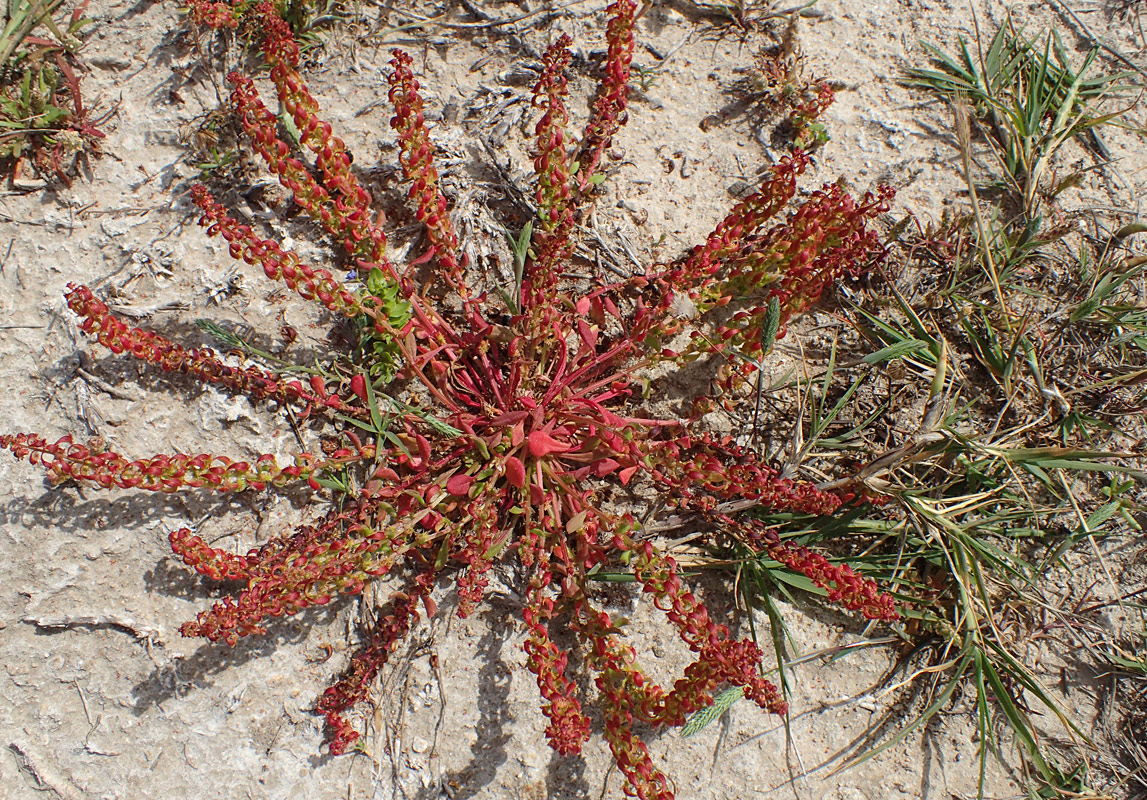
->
366;267;390;297
861;338;929;364
278;103;302;146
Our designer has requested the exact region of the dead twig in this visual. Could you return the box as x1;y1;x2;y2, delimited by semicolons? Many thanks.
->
22;612;164;643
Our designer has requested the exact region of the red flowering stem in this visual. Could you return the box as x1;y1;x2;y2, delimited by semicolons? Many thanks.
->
791;82;835;146
192;185;391;330
64;283;345;419
229;72;388;265
769;541;899;621
388;50;466;299
67;276;411;424
257;3;386;262
0;432;371;493
708;183;894;360
724;516;898;621
617;527;787;717
524;35;577;302
605;153;809;347
570;566;780;800
768;538;898;622
532;35;575;226
315;569;436;754
641;432;846;516
185;0;239;29
576;0;638;193
169;528;252;581
520;518;592;754
451;494;502;617
572;601;674;800
179;510;427;646
673;151;809;296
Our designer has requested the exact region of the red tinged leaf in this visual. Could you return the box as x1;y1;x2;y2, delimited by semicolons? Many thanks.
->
416;433;432;464
565;509;588;533
589;296;606;327
309;375;328;399
489;410;530;427
350;374;368;403
577;319;598;350
371;465;399;482
594;458;621;477
569;464;594;480
603;296;620;319
504;456;526;489
446;473;473;496
528;430;571;458
618;466;638;485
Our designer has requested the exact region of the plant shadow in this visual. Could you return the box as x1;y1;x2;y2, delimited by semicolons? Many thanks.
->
128;601;343;715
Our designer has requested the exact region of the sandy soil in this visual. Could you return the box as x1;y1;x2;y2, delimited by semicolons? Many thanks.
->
1;0;1144;798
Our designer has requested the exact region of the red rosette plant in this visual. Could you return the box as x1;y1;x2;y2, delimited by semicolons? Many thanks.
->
1;3;898;797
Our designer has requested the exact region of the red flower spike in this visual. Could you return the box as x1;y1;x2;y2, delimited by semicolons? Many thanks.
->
187;0;239;28
388;49;467;301
577;0;638;192
0;432;362;493
192;186;390;324
228;70;386;264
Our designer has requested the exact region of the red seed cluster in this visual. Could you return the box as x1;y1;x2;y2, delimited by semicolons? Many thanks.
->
64;283;368;420
192;185;368;319
186;0;238;29
388;50;466;298
578;0;638;188
526;35;578;293
0;433;310;492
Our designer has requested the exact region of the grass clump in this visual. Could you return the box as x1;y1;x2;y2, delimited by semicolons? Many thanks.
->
0;0;104;183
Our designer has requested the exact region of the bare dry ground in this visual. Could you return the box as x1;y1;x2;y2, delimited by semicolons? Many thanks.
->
1;1;1145;799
